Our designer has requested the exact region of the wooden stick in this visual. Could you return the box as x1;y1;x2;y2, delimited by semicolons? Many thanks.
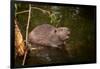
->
22;4;31;66
22;50;27;65
16;10;29;15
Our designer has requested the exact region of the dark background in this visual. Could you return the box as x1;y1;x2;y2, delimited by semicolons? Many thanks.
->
12;1;96;68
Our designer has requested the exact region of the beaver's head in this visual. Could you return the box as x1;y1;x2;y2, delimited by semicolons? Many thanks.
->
55;27;70;41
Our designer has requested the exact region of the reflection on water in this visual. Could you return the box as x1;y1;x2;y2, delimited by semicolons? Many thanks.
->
15;2;96;67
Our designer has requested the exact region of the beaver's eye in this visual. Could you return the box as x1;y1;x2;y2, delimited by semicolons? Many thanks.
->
54;30;57;33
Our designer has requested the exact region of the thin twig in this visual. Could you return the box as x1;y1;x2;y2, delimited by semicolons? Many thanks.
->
16;10;29;15
31;6;51;15
22;4;31;66
26;4;31;45
22;50;27;65
16;7;51;15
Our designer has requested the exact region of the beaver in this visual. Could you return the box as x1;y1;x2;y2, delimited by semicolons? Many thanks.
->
28;24;70;48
